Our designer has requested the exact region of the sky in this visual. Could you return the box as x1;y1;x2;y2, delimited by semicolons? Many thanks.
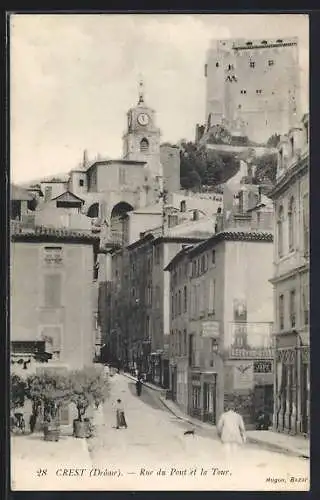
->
10;13;309;183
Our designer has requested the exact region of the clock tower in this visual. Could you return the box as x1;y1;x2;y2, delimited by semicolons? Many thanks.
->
123;81;162;181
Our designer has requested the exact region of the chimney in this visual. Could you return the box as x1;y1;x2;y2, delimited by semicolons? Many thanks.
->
193;209;199;221
180;200;186;212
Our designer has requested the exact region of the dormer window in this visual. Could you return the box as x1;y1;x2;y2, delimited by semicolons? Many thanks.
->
240;89;247;95
256;89;262;95
250;61;255;68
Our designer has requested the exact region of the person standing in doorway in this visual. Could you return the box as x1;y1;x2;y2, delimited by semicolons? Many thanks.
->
217;402;246;459
115;399;128;429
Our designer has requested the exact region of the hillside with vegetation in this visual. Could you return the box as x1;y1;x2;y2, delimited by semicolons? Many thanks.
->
163;132;280;191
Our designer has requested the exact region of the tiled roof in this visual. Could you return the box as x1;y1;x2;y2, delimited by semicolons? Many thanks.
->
51;190;85;203
188;231;273;258
11;225;99;243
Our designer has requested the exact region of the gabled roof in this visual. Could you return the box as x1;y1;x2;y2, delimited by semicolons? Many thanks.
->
51;190;85;203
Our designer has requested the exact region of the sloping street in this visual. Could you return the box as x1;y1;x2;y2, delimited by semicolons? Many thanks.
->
87;374;309;490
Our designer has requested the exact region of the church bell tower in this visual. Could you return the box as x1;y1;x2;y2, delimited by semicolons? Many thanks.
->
122;80;162;181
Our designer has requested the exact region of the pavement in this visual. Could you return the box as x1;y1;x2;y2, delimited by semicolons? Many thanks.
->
10;373;310;491
11;425;92;490
123;372;310;459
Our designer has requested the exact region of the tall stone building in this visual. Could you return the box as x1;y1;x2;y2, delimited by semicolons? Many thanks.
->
204;37;301;144
269;113;309;436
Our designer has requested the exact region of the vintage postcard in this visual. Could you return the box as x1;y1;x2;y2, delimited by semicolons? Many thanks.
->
9;12;309;491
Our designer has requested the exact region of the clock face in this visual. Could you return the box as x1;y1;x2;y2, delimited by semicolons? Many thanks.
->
137;113;150;126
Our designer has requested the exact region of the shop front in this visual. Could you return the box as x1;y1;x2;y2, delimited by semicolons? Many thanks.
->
274;331;310;436
188;371;217;424
203;373;217;424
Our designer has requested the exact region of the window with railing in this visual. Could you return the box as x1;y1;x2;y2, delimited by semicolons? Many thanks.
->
183;285;187;313
279;294;285;330
302;284;309;326
277;205;284;258
44;274;62;308
303;193;309;256
189;334;194;367
288;197;295;251
178;290;181;316
290;289;296;328
208;278;216;314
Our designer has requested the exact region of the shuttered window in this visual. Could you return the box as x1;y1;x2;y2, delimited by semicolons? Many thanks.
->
44;274;62;308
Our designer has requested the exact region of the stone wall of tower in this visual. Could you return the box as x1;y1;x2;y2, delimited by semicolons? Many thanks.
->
205;38;300;144
160;145;180;193
123;103;162;181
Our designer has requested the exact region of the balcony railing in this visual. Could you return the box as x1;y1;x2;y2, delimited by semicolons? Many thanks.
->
226;321;274;358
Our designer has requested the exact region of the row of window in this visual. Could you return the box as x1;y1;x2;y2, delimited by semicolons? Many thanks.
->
190;279;216;318
278;285;309;331
191;250;216;278
170;329;188;357
215;59;274;69
171;286;188;318
172;279;216;320
240;89;268;95
277;193;309;258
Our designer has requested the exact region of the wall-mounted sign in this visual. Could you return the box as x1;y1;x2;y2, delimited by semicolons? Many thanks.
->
202;321;220;338
229;347;273;359
233;299;247;322
253;360;273;373
233;361;254;390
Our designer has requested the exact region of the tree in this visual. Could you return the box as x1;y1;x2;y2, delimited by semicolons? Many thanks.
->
254;152;278;184
10;374;27;410
69;366;109;422
27;371;73;422
179;140;240;189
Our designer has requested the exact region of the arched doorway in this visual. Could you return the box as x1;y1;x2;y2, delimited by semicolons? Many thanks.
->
87;203;99;218
110;202;134;246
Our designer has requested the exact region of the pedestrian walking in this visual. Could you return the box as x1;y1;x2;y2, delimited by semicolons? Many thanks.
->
136;378;142;397
114;399;128;429
217;403;246;459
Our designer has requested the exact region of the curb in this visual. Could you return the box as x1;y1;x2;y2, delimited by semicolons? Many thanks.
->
159;396;309;460
121;372;310;460
121;372;165;394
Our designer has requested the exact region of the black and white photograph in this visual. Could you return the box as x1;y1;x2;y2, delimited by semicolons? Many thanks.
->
9;12;309;491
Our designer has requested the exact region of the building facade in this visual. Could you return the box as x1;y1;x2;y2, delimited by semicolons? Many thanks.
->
204;37;300;144
108;233;209;387
167;220;274;427
11;223;99;371
269;113;309;436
